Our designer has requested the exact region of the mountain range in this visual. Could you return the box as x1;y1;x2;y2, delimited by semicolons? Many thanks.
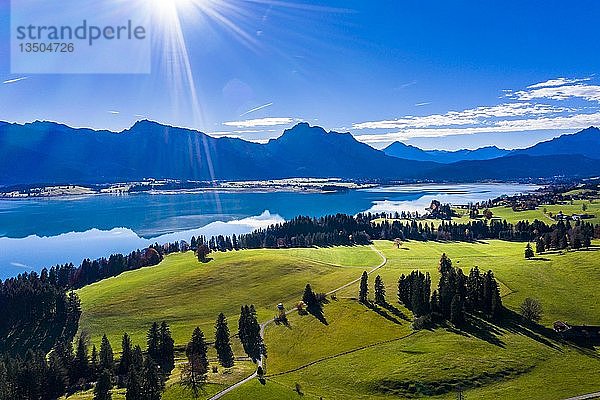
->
0;121;598;186
383;142;510;163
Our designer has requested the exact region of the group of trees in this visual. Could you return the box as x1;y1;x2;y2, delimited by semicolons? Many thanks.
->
398;271;432;317
0;323;167;400
0;270;81;358
534;220;595;252
238;305;266;363
359;254;503;327
358;273;387;307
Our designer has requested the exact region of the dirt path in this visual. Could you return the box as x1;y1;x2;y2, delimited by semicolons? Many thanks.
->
207;244;387;400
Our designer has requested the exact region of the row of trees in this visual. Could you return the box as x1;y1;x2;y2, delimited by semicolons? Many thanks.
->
191;213;598;254
358;254;503;326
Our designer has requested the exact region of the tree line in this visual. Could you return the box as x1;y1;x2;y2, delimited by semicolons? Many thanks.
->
194;213;598;253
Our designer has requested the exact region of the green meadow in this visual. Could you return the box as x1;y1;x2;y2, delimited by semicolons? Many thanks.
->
74;206;600;399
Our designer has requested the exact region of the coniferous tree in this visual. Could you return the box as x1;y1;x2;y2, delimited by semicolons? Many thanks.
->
73;333;90;383
126;345;145;400
118;333;133;386
94;369;113;400
90;345;99;381
159;321;175;374
535;237;545;254
238;305;265;362
146;322;161;364
438;253;452;273
359;271;369;303
141;357;163;400
99;334;115;374
125;367;143;400
450;294;464;325
525;242;535;259
374;275;386;305
302;283;321;314
46;350;69;399
182;327;209;396
214;313;235;368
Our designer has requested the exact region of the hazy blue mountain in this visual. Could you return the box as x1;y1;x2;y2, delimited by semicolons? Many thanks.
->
383;141;510;163
510;126;600;159
1;121;599;186
0;121;435;185
426;154;600;181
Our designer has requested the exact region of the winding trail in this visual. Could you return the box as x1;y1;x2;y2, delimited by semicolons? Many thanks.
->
563;392;600;400
207;244;387;400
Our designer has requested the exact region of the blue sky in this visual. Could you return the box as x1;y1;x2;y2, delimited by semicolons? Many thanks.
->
1;0;600;150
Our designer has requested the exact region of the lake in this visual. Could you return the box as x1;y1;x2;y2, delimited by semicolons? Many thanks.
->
0;183;538;278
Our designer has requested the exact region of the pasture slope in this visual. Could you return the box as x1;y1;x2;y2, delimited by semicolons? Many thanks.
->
74;233;600;399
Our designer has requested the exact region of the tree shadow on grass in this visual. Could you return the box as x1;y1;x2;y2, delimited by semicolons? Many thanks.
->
445;315;507;348
306;304;328;326
499;308;562;351
363;302;403;325
442;309;563;350
382;303;411;322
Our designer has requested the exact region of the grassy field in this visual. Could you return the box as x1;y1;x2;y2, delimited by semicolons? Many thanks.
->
77;245;380;348
220;240;600;400
486;199;600;224
76;232;600;399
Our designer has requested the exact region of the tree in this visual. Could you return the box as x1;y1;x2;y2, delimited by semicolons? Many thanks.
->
118;333;133;386
141;357;163;400
146;322;161;364
520;298;543;322
159;321;175;374
197;244;211;263
94;369;113;400
126;346;145;400
374;275;386;305
438;253;453;273
302;283;321;314
182;327;209;397
524;243;535;259
125;367;142;400
450;294;464;325
582;202;588;212
359;271;368;303
46;350;69;399
214;313;235;368
99;334;115;374
535;237;545;254
73;333;90;383
90;345;99;380
238;305;265;362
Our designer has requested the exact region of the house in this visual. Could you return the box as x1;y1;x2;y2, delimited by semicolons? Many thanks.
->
554;321;600;343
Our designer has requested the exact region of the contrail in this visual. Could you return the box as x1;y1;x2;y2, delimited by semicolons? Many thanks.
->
2;77;28;84
240;102;273;116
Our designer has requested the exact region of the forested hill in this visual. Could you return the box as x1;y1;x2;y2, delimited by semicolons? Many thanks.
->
1;121;600;185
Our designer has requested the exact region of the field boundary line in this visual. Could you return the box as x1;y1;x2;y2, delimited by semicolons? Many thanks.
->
267;331;417;377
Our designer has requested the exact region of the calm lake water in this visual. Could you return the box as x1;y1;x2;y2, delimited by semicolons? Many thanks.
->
0;183;538;278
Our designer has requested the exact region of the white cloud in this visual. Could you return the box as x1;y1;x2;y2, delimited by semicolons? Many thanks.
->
240;102;273;116
353;103;572;130
2;77;28;84
527;77;590;89
355;111;600;143
514;84;600;102
223;117;295;128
